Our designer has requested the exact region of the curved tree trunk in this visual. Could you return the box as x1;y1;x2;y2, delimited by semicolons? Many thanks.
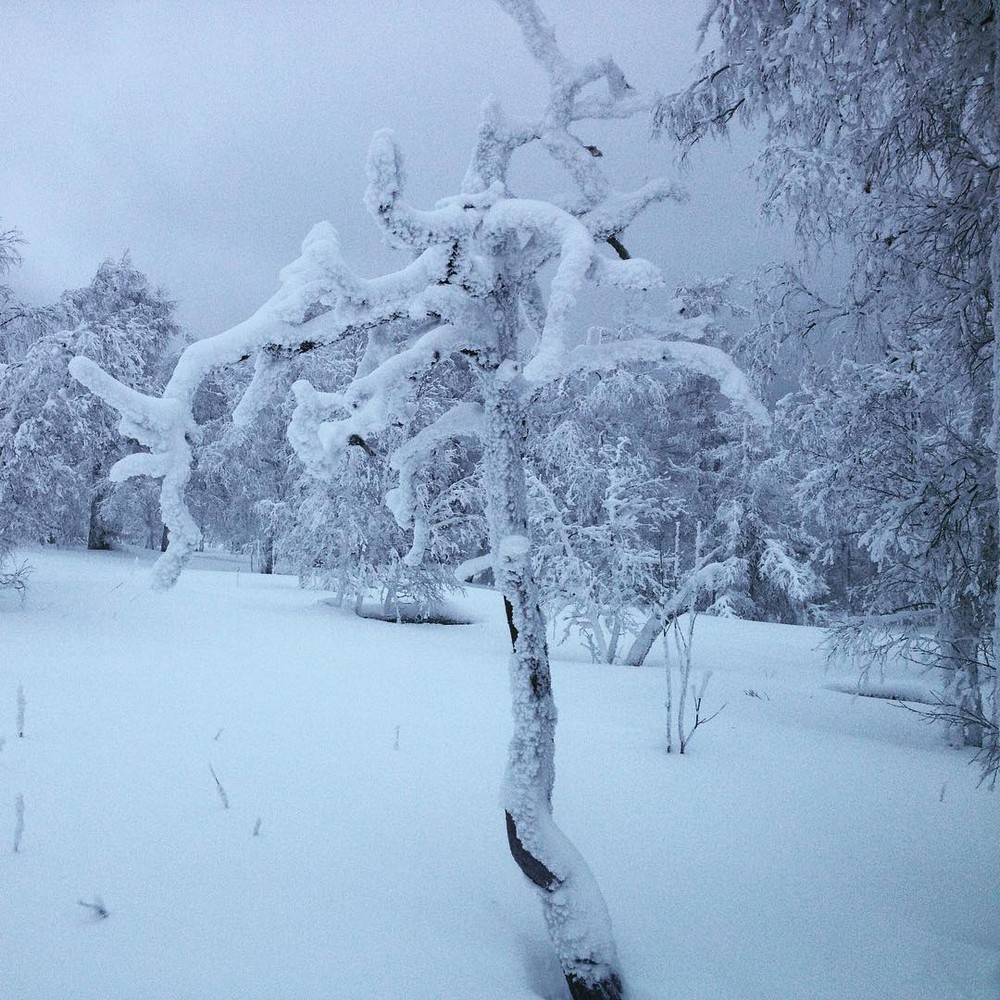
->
481;286;623;1000
623;609;680;667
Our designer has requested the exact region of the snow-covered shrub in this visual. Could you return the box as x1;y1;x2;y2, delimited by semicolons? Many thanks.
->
0;538;30;601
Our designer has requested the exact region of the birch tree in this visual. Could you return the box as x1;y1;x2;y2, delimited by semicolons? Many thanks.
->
1;256;177;549
660;0;999;762
0;221;22;331
71;4;766;994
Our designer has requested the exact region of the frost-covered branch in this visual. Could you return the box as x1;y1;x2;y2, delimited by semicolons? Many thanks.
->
524;334;770;428
386;401;484;542
365;131;491;251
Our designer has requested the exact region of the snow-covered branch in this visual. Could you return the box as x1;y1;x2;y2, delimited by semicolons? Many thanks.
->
387;401;485;535
365;130;485;251
524;334;771;428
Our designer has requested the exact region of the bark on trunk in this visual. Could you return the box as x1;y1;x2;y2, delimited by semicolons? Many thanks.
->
87;489;111;550
991;25;1000;766
259;533;275;575
481;283;623;1000
623;609;679;667
938;598;984;748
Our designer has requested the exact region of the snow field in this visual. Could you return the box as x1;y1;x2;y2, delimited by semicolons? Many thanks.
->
1;548;997;999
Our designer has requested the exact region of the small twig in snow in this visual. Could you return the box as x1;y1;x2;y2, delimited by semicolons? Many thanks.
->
209;763;230;809
252;817;262;837
680;672;725;753
16;684;25;738
78;897;109;920
13;793;24;853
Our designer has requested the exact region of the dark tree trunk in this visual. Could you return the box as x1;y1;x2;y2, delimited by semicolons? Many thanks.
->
160;524;169;552
87;489;111;550
259;533;275;575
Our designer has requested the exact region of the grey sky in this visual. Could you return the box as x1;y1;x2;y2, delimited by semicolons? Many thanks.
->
2;1;785;338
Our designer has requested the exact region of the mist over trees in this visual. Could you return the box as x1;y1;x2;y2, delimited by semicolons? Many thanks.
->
2;0;998;993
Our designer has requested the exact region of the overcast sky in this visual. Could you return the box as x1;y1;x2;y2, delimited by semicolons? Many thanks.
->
2;1;788;338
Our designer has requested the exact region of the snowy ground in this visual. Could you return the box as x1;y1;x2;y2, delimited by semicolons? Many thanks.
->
2;547;997;1000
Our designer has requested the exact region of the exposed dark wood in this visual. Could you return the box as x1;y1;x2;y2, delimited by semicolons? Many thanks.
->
606;235;630;260
504;811;558;890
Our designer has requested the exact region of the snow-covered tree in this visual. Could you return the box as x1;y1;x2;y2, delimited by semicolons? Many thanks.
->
528;275;817;666
529;369;680;663
783;357;995;748
0;221;23;331
71;4;767;994
0;222;30;592
0;256;177;548
697;416;824;624
281;424;479;620
190;362;299;571
658;0;999;763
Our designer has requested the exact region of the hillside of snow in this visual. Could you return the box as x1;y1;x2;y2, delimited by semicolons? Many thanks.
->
1;547;997;999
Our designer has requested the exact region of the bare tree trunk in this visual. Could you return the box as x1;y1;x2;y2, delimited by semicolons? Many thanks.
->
606;616;622;665
259;533;275;575
624;609;680;667
87;487;111;550
938;598;984;748
991;26;1000;770
663;625;674;754
481;285;623;1000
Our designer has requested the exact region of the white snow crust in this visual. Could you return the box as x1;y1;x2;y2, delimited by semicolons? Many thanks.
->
1;547;997;1000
